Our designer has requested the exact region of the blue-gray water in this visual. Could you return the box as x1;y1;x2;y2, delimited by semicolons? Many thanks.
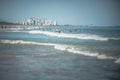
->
0;26;120;80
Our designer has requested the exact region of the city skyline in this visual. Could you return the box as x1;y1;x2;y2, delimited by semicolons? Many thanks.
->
0;0;120;26
16;18;57;26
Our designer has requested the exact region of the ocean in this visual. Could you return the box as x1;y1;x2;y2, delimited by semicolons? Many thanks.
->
0;25;120;80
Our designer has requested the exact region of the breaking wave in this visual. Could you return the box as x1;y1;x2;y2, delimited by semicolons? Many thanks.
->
114;58;120;63
28;30;108;41
2;30;120;41
0;39;119;63
55;45;118;63
0;39;56;46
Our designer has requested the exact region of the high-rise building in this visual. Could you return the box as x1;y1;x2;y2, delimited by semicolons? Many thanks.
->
17;18;57;26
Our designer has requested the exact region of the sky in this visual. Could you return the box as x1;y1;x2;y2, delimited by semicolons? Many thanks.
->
0;0;120;26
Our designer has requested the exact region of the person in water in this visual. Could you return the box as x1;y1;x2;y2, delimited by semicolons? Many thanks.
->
55;29;61;33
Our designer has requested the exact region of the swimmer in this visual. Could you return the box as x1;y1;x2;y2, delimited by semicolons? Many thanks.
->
55;29;61;33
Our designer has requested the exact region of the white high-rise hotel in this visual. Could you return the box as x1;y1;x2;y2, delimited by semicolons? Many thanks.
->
17;18;57;26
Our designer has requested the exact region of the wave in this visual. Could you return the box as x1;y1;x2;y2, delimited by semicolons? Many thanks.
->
0;39;56;46
28;30;109;41
54;45;119;64
0;53;61;58
114;58;120;63
0;39;119;63
2;30;120;41
56;46;114;59
109;38;120;40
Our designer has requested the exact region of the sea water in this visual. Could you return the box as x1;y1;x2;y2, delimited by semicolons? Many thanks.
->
0;26;120;80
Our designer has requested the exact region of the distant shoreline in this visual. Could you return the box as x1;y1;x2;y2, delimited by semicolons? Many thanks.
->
0;21;120;28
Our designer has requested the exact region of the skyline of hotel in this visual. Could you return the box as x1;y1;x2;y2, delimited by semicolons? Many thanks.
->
16;18;57;26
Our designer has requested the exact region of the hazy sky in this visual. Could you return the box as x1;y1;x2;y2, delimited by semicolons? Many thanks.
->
0;0;120;26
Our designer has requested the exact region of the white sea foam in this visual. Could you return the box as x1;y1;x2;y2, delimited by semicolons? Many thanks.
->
109;37;120;40
0;39;118;63
28;30;108;41
97;54;116;60
114;58;120;63
47;41;116;60
0;39;56;46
